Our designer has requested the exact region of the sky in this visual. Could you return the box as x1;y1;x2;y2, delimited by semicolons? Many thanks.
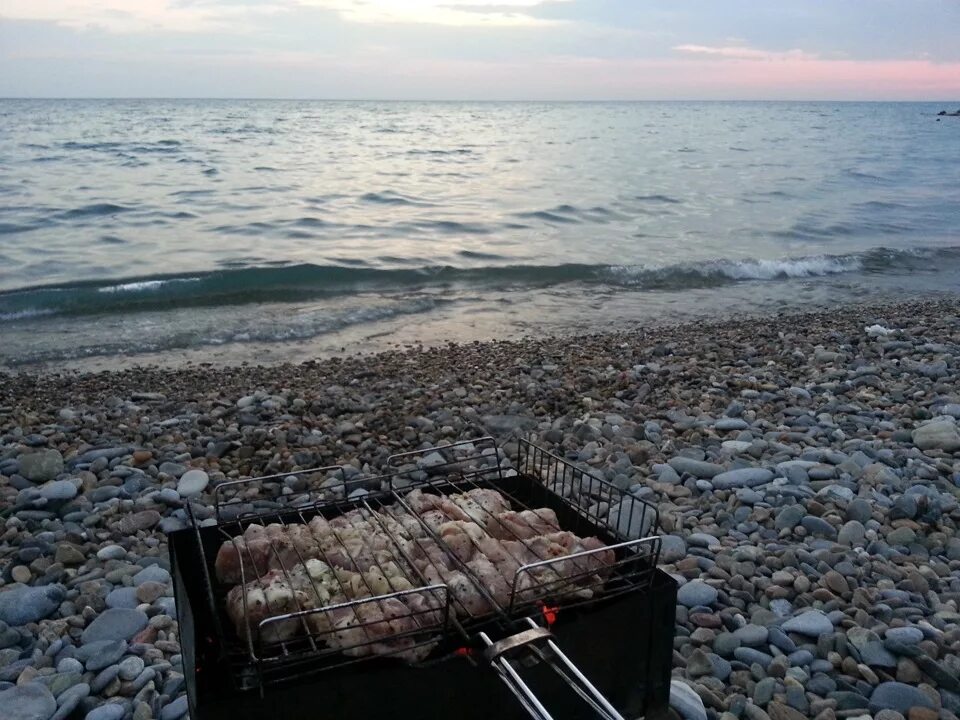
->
1;0;959;100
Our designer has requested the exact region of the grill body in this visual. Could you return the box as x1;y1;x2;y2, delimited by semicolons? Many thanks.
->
168;440;678;719
172;527;676;720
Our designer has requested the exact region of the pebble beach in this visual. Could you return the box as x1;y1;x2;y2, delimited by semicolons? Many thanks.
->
1;297;959;720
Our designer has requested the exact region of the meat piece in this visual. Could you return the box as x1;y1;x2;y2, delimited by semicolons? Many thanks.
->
407;537;455;573
436;520;485;562
382;508;429;539
422;565;492;616
418;510;448;530
225;569;313;644
403;489;445;514
542;532;615;576
451;488;511;517
216;520;338;584
466;555;512;607
486;509;560;539
215;533;270;585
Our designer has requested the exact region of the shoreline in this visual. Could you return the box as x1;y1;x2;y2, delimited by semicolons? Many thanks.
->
4;292;959;379
1;296;959;719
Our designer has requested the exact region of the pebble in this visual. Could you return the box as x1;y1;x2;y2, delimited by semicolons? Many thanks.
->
118;656;145;681
669;457;723;479
869;682;937;714
733;624;768;647
0;683;56;720
176;469;209;497
159;695;188;720
18;449;64;482
1;300;959;720
51;684;89;720
781;610;833;637
711;468;774;489
38;480;77;502
105;587;140;610
132;566;170;586
0;584;66;626
884;627;923;644
912;418;960;451
96;546;126;561
677;580;718;608
838;520;866;547
81;609;149;644
85;703;126;720
670;680;707;720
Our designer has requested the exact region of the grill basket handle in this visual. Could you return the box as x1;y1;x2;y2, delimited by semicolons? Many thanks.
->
479;618;626;720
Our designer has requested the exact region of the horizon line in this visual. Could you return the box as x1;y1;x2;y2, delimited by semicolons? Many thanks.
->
1;96;958;103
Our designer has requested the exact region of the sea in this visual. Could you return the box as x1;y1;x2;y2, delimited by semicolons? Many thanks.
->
1;100;959;370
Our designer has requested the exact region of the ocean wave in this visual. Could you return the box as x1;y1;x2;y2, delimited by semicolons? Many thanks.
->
55;203;133;220
0;245;955;323
0;308;55;322
97;278;201;293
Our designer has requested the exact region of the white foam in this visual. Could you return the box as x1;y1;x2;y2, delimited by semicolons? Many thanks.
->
0;308;55;322
714;255;863;280
608;254;864;284
97;277;199;293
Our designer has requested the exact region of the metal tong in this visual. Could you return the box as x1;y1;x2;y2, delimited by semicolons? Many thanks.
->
480;616;626;720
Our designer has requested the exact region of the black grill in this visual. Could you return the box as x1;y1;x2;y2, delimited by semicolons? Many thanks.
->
168;438;678;720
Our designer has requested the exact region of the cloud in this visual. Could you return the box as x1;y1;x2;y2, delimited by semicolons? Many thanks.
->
0;0;287;33
296;0;569;27
673;44;818;62
0;0;568;33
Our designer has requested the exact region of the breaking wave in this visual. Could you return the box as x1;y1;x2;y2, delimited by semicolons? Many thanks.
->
1;245;955;323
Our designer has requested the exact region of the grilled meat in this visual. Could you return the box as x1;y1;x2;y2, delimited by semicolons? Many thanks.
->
218;486;616;662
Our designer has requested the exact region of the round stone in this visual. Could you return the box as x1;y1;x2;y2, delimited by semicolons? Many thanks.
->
57;658;84;674
734;624;769;647
80;639;127;672
885;627;923;644
670;680;707;720
781;610;833;637
869;682;936;714
105;587;139;610
0;683;56;720
136;582;166;604
86;703;126;720
176;469;209;497
133;565;170;586
118;656;145;681
0;584;65;626
677;580;718;608
159;695;189;720
18;449;64;482
838;520;866;547
38;480;77;502
81;608;148;644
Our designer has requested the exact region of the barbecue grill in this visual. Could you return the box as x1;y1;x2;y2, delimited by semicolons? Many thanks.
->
169;438;678;720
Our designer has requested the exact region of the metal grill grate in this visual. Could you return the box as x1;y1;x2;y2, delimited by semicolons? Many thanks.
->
196;438;662;689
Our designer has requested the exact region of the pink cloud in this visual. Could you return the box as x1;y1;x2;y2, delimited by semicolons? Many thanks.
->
673;44;819;62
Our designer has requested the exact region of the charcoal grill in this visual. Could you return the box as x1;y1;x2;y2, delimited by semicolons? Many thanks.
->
169;438;678;720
